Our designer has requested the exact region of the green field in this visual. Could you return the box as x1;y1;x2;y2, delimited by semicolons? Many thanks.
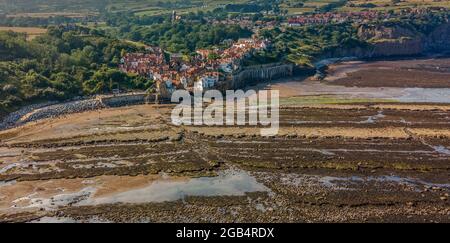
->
3;0;448;18
282;0;450;15
0;26;47;40
1;0;252;17
1;0;107;14
108;0;249;15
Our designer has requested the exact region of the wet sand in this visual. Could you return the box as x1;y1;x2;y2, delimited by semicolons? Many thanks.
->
324;58;450;88
249;58;450;103
0;58;449;223
0;101;449;223
256;78;450;103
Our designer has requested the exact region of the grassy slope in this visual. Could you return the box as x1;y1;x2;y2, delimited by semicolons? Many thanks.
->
0;27;47;40
1;0;252;17
3;0;448;17
1;0;107;13
282;0;450;15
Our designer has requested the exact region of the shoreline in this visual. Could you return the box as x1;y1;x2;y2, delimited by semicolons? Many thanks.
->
2;56;450;131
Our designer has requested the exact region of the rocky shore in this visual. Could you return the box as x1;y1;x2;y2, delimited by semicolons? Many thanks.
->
0;101;57;130
19;99;105;124
0;93;153;130
0;103;449;223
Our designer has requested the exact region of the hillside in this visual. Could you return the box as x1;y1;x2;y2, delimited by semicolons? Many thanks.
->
2;0;450;16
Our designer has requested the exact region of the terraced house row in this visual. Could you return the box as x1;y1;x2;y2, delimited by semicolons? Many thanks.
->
119;37;270;95
288;8;447;26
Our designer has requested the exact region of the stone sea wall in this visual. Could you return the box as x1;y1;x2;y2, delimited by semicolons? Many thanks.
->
0;101;58;130
0;93;157;130
227;63;294;89
19;99;105;124
100;93;156;107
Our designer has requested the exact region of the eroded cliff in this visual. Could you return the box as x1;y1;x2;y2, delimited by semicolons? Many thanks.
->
320;21;450;59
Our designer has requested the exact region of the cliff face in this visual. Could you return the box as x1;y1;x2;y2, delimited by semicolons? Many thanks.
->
320;46;372;59
371;38;424;57
425;22;450;53
357;24;425;57
357;25;419;41
321;22;450;60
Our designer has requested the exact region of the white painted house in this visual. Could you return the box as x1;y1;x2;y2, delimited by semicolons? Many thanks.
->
194;73;219;92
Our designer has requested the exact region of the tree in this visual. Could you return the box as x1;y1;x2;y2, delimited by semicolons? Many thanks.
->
51;72;81;97
83;67;130;94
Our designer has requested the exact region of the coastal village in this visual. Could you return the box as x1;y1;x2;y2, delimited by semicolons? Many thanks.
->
118;7;449;98
1;1;450;224
119;37;270;96
288;11;386;26
287;8;445;26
